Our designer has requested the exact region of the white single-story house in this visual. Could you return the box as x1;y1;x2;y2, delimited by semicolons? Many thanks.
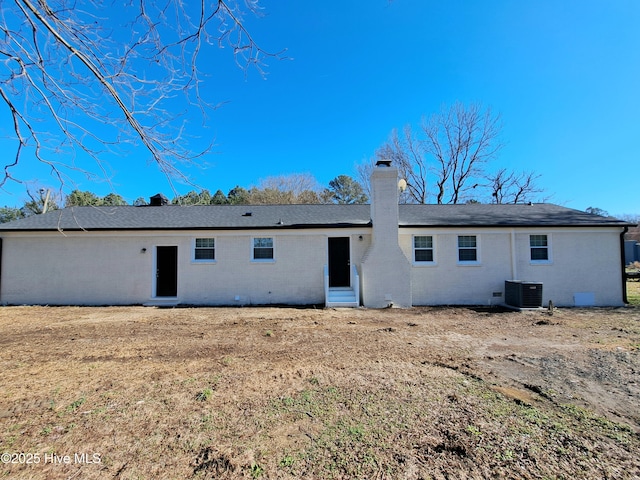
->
0;163;632;308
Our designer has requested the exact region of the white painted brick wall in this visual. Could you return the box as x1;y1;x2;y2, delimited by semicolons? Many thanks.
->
405;228;624;306
1;229;372;306
361;165;412;307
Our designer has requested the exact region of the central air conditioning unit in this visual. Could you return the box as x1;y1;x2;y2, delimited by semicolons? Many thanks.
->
505;280;543;308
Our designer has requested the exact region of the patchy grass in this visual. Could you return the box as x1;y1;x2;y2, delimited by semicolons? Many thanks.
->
0;306;639;479
627;280;640;306
196;371;637;479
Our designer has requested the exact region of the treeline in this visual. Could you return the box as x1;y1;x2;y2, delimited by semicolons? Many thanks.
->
0;190;128;223
158;174;367;207
0;174;368;223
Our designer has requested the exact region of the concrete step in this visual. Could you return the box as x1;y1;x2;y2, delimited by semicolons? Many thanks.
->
326;287;358;308
143;298;179;307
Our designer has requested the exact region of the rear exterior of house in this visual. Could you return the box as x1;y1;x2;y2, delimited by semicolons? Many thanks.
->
0;164;631;307
403;226;624;306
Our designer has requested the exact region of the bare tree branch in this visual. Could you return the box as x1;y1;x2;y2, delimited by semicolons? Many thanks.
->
355;158;374;200
375;102;529;204
486;168;545;204
1;0;284;194
376;102;543;204
424;102;503;204
376;126;428;204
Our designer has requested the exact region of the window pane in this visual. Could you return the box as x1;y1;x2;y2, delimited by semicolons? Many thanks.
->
531;248;548;261
196;238;215;248
195;238;215;260
458;249;477;262
254;248;273;259
253;238;274;260
414;236;432;249
415;249;433;262
254;238;273;248
195;249;215;260
458;236;476;248
530;235;547;247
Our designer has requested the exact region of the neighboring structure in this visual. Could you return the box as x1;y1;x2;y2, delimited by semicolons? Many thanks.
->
625;240;640;265
0;163;632;307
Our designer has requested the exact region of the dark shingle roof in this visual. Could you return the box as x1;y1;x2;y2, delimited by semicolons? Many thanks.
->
399;203;631;227
0;204;372;231
0;203;630;232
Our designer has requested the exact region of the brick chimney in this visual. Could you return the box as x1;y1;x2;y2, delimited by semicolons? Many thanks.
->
360;161;412;307
149;193;169;206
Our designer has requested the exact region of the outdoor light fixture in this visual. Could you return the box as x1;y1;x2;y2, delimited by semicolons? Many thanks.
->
141;248;147;253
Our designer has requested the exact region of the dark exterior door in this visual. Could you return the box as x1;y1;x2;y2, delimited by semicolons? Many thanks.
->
156;246;178;297
328;237;350;287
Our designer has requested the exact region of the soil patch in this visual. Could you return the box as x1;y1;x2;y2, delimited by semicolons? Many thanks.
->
1;305;639;478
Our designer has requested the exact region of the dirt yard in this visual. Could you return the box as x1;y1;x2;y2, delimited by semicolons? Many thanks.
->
1;304;639;479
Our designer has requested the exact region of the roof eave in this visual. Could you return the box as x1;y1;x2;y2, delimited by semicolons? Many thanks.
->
399;223;633;228
0;222;372;233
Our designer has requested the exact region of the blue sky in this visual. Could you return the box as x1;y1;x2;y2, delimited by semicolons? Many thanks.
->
1;0;639;215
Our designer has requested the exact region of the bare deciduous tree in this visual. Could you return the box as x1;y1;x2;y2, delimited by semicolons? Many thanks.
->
487;168;544;204
376;126;428;204
375;102;543;204
1;0;282;192
422;102;503;204
356;159;374;200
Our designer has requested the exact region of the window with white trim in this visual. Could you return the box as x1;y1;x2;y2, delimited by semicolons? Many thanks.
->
413;236;434;263
194;238;215;261
457;235;478;263
530;234;549;262
253;237;274;261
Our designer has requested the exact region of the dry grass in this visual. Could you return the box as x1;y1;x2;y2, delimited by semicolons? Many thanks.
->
1;306;639;479
628;280;640;306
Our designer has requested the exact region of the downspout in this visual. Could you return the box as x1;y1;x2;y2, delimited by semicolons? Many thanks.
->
621;226;629;304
